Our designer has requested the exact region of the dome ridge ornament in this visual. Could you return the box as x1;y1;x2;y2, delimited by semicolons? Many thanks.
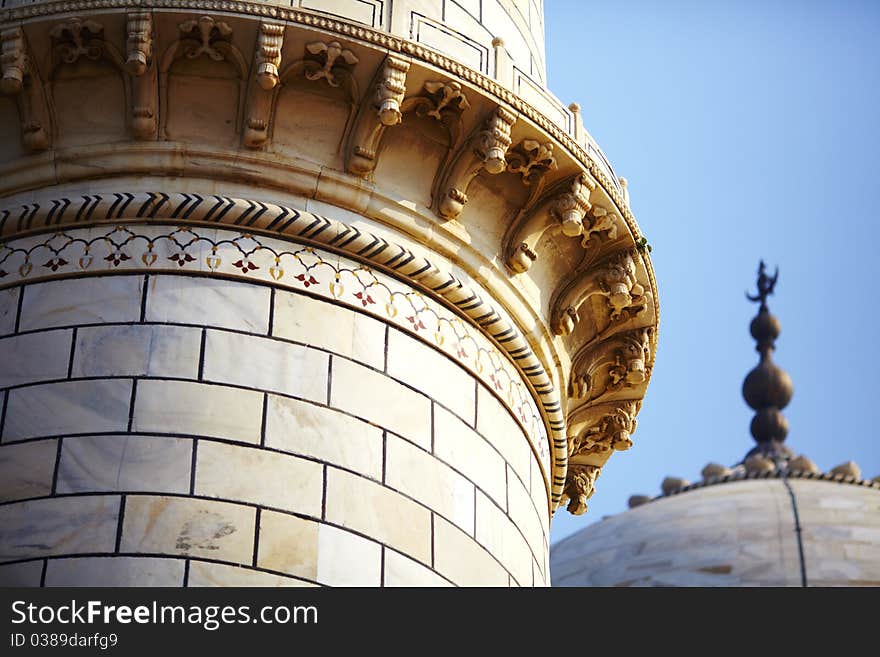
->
742;260;794;463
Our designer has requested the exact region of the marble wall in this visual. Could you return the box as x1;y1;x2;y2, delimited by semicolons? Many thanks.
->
0;227;550;587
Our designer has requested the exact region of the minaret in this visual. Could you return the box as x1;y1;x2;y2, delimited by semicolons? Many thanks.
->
0;2;658;586
742;261;794;464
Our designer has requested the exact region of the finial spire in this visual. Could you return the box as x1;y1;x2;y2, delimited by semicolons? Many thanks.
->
741;261;794;463
746;259;779;312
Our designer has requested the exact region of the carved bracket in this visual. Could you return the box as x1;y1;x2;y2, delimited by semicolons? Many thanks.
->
125;12;157;140
0;27;50;151
50;18;105;67
567;400;641;460
243;22;285;148
503;172;595;274
303;40;358;88
346;55;410;176
562;464;600;515
434;106;516;221
569;327;653;403
551;249;652;336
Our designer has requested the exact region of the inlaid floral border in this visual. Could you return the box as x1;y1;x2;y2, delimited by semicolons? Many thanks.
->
0;223;552;473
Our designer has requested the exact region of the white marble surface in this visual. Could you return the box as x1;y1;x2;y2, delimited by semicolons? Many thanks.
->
329;356;432;450
0;287;19;336
477;384;532;486
71;324;202;379
132;379;263;443
0;559;43;586
19;276;143;331
264;395;383;480
120;495;256;565
433;405;507;509
0;439;57;502
202;330;328;402
386;328;477;425
3;379;133;442
433;515;508;587
45;556;185;586
474;489;532;586
0;329;71;388
57;435;193;494
385;434;475;535
383;549;453;587
325;467;432;565
187;560;316;587
194;441;323;517
272;290;386;370
0;495;120;562
145;275;271;334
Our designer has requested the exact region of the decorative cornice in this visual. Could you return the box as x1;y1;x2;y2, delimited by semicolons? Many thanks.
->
0;1;662;516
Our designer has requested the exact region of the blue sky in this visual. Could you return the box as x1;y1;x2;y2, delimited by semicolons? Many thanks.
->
544;0;880;543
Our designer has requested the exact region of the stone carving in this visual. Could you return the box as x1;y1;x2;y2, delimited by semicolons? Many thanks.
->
434;106;516;221
568;400;640;459
408;80;470;121
303;40;358;87
787;454;818;474
503;172;595;274
255;22;284;90
744;454;776;475
0;27;50;151
159;16;247;140
569;327;653;402
701;463;733;479
661;476;689;495
551;249;652;336
582;204;619;249
628;494;651;508
125;12;157;140
562;464;600;515
829;461;861;480
177;15;232;61
506;139;557;184
243;22;285;147
0;26;25;94
50;18;105;65
125;12;152;75
346;55;410;176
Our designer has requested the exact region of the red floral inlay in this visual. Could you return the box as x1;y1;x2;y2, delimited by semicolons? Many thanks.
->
169;252;196;267
233;259;259;274
405;315;426;331
295;273;319;288
104;251;130;267
354;291;375;307
43;257;68;272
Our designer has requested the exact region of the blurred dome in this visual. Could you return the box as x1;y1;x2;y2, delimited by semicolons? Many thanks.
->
550;473;880;587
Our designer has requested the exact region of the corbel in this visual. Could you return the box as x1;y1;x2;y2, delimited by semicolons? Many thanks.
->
568;327;653;403
125;12;157;140
550;249;651;336
346;54;410;176
243;22;285;148
561;464;600;515
0;27;50;151
567;399;641;461
434;105;516;221
503;171;594;274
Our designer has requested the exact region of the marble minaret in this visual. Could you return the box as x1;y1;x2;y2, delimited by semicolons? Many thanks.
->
0;1;658;586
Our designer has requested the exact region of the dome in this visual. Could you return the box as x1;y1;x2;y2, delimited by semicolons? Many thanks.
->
550;473;880;587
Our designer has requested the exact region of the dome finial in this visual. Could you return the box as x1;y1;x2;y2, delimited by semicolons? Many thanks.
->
742;261;794;463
